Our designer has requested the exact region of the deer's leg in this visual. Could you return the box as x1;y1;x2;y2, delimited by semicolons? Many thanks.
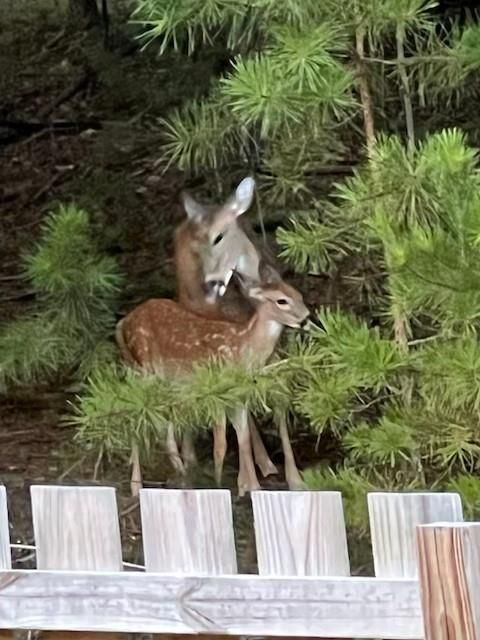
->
181;431;197;468
130;444;143;497
277;414;305;490
213;414;227;486
248;413;278;477
230;407;260;497
165;423;186;475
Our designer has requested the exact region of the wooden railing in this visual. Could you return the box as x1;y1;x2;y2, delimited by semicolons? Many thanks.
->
0;485;477;638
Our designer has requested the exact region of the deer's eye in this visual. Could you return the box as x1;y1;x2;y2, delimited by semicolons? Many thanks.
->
276;298;289;306
213;233;224;246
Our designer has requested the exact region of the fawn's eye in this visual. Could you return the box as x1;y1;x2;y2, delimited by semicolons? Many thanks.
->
213;233;224;246
276;298;289;306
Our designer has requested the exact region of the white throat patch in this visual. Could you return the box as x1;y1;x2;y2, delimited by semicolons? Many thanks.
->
266;320;282;339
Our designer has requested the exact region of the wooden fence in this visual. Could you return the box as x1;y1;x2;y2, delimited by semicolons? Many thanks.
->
0;485;477;638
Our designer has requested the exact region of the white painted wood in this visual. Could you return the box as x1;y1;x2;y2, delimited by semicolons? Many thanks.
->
30;485;123;571
0;487;10;570
0;570;422;638
251;491;350;576
140;488;237;574
368;491;463;578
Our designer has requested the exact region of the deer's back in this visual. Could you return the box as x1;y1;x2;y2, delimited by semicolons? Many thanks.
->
121;298;249;370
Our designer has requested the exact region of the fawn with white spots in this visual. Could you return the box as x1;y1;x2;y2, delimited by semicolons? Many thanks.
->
117;276;309;495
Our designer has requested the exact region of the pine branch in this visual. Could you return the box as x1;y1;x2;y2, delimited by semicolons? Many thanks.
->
0;205;123;391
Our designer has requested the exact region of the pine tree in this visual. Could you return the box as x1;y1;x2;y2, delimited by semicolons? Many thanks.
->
0;205;124;391
71;0;480;528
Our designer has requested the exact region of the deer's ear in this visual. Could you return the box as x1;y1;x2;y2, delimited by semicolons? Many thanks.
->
247;286;266;301
224;176;255;218
260;262;282;284
181;191;208;220
235;270;257;290
235;177;255;214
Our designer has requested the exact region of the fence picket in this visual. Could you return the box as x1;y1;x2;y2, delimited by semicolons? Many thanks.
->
0;487;10;570
368;491;463;579
417;522;480;639
30;485;123;571
140;488;237;574
251;491;350;576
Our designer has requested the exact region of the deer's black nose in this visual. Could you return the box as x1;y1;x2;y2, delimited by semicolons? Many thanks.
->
299;315;310;329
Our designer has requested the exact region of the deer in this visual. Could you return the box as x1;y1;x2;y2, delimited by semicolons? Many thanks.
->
171;176;280;481
116;276;310;496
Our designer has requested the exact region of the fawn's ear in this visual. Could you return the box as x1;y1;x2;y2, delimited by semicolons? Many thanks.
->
260;262;282;284
235;270;258;291
246;285;266;301
181;191;208;220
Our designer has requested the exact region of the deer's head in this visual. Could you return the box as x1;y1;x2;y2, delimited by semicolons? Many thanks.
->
242;275;310;329
180;177;261;303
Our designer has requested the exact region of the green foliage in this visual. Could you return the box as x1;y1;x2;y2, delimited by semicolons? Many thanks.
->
72;364;174;454
24;205;123;336
138;1;356;201
134;0;478;197
345;416;418;467
160;96;239;171
448;475;480;519
0;205;123;391
450;24;480;72
333;129;478;233
218;20;355;139
221;56;303;138
277;213;358;274
133;0;331;54
0;314;66;390
72;357;275;451
132;0;255;54
295;371;356;436
311;309;408;386
417;338;480;413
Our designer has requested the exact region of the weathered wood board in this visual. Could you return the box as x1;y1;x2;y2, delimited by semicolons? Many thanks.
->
251;491;350;576
140;489;237;574
30;486;123;571
368;492;463;578
0;571;422;639
0;488;10;571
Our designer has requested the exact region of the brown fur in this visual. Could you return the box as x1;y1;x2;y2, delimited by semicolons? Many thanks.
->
120;282;307;373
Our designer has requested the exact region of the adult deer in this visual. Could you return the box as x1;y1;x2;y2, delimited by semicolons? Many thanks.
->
117;277;309;495
172;176;280;480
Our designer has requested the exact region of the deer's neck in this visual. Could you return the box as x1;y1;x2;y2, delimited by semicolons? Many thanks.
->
174;228;210;310
240;307;284;367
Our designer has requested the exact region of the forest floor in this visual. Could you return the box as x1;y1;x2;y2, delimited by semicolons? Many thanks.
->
0;1;345;572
